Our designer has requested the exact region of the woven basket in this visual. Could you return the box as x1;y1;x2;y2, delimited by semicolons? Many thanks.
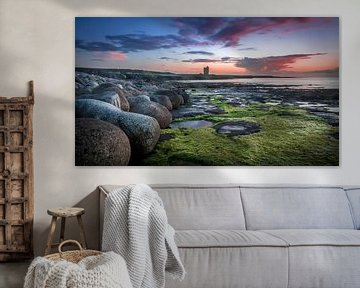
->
45;240;102;263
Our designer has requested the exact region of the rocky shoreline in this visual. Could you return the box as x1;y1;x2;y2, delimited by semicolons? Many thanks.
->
75;69;339;166
75;71;190;165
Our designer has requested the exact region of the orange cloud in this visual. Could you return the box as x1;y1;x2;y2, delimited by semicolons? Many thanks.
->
105;52;127;61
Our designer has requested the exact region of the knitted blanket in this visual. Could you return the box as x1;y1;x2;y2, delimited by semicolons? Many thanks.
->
24;251;133;288
102;184;185;288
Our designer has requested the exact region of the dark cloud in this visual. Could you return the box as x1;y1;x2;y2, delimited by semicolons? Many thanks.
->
210;17;317;47
238;47;256;51
172;17;322;48
174;17;226;36
75;39;121;52
221;56;240;62
182;53;328;74
159;56;176;60
76;34;208;53
182;58;221;63
77;18;330;54
183;56;240;63
105;34;207;53
184;50;214;56
235;53;327;73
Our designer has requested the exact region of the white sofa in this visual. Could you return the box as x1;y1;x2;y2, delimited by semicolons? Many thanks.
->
99;185;360;288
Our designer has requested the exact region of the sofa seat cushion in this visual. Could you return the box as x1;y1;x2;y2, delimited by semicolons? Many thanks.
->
262;229;360;246
175;230;288;248
260;230;360;288
166;246;289;288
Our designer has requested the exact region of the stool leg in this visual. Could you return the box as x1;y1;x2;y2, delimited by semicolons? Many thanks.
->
77;215;87;249
45;216;57;255
60;217;66;243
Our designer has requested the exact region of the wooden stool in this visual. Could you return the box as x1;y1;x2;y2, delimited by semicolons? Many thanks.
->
45;207;87;255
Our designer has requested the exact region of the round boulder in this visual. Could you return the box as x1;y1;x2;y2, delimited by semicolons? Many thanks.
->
178;89;190;103
75;87;92;96
92;83;130;111
76;99;160;154
128;97;172;128
75;118;131;166
127;95;151;106
87;80;99;89
153;89;184;109
76;91;123;109
150;94;173;111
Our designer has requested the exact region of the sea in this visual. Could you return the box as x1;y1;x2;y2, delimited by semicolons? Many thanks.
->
180;77;339;90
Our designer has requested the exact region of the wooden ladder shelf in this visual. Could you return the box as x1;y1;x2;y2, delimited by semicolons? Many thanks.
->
0;81;34;261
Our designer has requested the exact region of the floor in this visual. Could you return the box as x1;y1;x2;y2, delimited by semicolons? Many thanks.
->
0;261;30;288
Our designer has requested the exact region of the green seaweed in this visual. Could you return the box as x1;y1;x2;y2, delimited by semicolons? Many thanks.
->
142;101;339;166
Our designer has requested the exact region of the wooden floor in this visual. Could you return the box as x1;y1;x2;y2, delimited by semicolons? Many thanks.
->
0;261;30;288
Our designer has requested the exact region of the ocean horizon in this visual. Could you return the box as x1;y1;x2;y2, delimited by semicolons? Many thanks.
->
178;76;339;90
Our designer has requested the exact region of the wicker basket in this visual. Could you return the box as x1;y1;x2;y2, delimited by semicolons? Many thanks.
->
45;240;102;263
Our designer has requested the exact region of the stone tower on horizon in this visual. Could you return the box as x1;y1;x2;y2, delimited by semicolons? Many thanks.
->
203;66;209;77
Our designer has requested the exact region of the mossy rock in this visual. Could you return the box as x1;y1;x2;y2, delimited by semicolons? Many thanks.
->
142;104;339;166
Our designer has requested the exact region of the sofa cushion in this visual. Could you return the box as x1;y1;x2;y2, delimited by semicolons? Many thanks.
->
100;185;246;230
165;246;288;288
262;229;360;246
175;230;287;248
261;230;360;288
154;186;246;230
287;246;360;288
241;187;355;230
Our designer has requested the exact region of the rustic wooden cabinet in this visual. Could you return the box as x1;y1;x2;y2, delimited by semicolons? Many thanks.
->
0;81;34;261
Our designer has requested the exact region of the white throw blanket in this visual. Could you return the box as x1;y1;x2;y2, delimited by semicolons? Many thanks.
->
24;252;132;288
102;184;185;288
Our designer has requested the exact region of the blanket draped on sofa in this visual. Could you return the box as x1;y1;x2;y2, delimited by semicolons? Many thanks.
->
102;184;185;288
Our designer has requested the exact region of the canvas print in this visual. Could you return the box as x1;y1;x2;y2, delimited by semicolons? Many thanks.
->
75;17;339;166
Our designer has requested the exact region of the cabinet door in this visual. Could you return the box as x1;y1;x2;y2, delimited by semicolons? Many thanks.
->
0;102;33;261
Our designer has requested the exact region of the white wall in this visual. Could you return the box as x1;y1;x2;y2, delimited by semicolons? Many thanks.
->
0;0;359;256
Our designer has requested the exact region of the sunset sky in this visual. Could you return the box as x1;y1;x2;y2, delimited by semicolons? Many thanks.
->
75;17;339;76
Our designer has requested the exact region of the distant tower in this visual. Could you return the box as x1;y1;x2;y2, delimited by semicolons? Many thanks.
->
203;66;209;77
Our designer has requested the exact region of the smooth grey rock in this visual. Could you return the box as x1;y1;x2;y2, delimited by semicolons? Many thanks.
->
93;82;125;94
310;112;339;126
75;87;92;96
214;121;261;136
92;83;130;111
75;75;86;86
88;80;99;89
149;94;173;111
76;99;160;154
178;89;190;103
75;118;131;166
153;89;184;109
127;95;151;106
128;98;172;128
76;91;123;109
159;133;175;142
170;120;212;129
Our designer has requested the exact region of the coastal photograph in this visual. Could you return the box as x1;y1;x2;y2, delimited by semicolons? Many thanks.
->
75;17;339;166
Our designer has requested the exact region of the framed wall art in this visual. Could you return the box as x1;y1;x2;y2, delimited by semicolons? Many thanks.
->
75;17;339;166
